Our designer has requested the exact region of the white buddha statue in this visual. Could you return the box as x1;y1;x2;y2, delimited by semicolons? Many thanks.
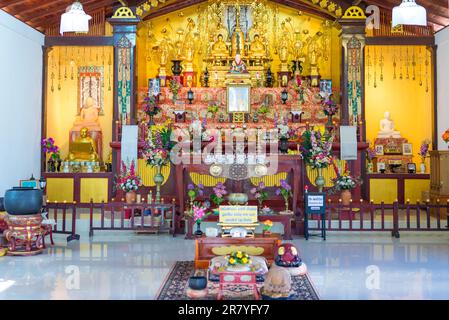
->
73;97;101;132
378;111;401;138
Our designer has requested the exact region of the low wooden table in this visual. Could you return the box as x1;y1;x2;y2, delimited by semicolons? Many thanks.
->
194;234;282;269
186;214;293;240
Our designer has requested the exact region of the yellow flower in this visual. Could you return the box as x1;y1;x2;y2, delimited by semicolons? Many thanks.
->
236;252;243;259
229;258;236;265
242;257;248;264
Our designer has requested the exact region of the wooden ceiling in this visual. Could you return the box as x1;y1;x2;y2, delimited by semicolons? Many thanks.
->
0;0;447;33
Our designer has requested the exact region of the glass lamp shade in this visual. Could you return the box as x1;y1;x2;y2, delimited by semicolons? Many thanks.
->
392;0;427;27
60;1;92;35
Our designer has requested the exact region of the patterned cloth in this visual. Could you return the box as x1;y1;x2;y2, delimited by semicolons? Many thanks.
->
156;261;319;300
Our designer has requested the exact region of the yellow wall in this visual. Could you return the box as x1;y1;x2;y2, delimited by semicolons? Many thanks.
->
365;45;433;164
46;46;114;160
136;2;341;90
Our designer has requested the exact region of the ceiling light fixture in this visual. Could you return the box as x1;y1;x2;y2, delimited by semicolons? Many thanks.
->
60;1;92;35
392;0;427;27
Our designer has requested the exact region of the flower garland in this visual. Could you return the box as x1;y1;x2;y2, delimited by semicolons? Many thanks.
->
301;129;334;169
117;160;142;193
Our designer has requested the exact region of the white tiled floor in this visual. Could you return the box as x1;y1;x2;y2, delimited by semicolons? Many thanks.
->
0;229;449;300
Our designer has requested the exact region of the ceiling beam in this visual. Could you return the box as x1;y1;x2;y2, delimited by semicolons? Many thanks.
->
0;0;29;10
19;0;101;22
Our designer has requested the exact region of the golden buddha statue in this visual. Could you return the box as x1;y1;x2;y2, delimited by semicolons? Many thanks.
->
211;34;229;61
249;34;265;60
73;97;101;132
68;127;99;162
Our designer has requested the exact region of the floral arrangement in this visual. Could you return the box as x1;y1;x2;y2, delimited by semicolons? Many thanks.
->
418;140;431;163
207;104;220;117
322;98;339;116
141;122;175;167
300;129;334;169
366;144;377;161
227;251;251;266
169;79;182;102
258;104;270;116
42;137;60;160
192;204;210;225
262;220;273;232
117;160;142;193
143;95;162;117
330;160;361;192
210;182;227;207
443;129;449;143
250;181;269;208
292;77;308;105
276;180;293;202
188;183;204;203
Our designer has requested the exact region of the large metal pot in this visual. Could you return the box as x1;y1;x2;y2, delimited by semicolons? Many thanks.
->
4;187;43;215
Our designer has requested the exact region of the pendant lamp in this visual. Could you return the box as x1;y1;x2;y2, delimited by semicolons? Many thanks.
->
60;1;92;35
392;0;427;27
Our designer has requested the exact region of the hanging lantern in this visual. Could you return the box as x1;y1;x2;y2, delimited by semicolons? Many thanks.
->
60;1;92;35
392;0;427;28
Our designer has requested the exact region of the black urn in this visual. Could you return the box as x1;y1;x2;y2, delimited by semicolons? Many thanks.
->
4;187;43;215
188;276;208;290
171;60;183;76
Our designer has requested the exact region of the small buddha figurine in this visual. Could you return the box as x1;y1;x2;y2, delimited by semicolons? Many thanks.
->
68;127;99;162
378;111;401;138
229;54;248;74
211;34;229;61
249;34;266;61
261;266;292;300
73;97;101;132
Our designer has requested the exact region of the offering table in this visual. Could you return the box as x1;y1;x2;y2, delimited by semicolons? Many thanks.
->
186;214;293;240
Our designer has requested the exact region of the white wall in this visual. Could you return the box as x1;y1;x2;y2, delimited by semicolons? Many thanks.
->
436;27;449;150
0;10;44;195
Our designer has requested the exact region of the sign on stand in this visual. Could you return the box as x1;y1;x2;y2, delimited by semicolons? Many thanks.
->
304;192;326;240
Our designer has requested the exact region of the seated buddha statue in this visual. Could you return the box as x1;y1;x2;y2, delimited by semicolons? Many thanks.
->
68;127;99;162
211;34;229;61
249;34;265;60
378;111;401;139
73;97;101;132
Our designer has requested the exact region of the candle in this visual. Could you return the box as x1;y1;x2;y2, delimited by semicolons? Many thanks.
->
136;194;141;204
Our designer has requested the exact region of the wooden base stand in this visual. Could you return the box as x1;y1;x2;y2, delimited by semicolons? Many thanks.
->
4;214;45;256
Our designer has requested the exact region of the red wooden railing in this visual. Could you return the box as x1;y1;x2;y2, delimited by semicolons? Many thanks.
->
45;201;80;242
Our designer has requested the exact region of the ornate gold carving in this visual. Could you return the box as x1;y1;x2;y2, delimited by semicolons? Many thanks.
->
137;0;170;17
391;24;404;34
112;6;137;19
342;6;367;19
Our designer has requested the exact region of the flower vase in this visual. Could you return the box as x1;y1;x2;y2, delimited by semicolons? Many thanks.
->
47;159;56;173
341;189;352;207
194;222;203;237
56;159;62;172
125;191;136;204
279;138;289;154
262;229;272;237
154;165;164;204
327;114;333;127
367;161;374;173
315;167;326;193
148;115;155;126
420;162;426;174
284;199;289;212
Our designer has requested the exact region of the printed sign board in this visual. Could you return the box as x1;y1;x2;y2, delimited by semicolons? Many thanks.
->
219;206;258;225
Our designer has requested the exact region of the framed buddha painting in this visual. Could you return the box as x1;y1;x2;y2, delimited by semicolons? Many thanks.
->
227;84;251;113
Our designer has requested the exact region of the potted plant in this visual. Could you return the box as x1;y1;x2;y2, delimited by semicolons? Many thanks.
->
301;129;334;192
187;183;204;211
210;182;227;214
42;137;60;172
143;95;162;126
207;104;220;121
250;181;269;211
276;179;293;213
418;140;431;173
330;161;361;206
443;129;449;149
262;220;273;237
117;160;142;204
257;104;270;120
193;204;210;237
